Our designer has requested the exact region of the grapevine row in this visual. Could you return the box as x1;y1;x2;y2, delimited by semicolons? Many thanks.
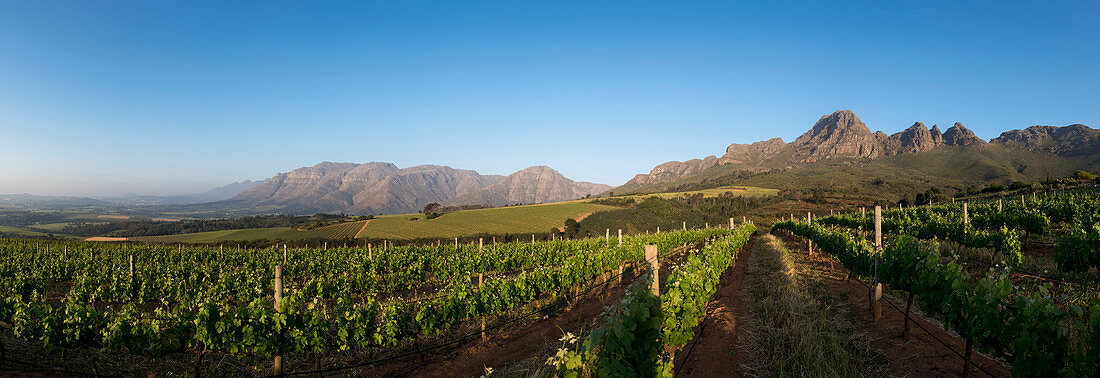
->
773;220;1098;376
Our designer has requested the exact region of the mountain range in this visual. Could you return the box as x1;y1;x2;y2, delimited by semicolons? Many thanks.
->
222;163;611;215
5;109;1095;216
617;110;1099;195
0;180;267;209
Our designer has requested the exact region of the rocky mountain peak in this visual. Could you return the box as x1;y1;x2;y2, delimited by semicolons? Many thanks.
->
882;122;938;156
718;138;787;165
791;110;880;162
942;122;986;146
626;156;719;186
930;124;944;145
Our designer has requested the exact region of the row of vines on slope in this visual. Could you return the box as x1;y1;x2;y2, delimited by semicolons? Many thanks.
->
548;223;756;377
774;220;1098;377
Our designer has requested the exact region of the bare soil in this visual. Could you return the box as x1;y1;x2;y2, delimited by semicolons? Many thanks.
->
354;219;373;239
673;236;757;377
776;231;1012;377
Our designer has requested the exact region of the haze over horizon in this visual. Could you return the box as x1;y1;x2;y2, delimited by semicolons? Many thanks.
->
1;1;1097;197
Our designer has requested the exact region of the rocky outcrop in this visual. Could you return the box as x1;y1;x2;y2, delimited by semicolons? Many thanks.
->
791;110;881;162
230;162;506;214
718;138;787;166
625;156;720;186
882;122;939;156
930;124;944;145
942;122;986;146
447;166;612;207
991;124;1099;156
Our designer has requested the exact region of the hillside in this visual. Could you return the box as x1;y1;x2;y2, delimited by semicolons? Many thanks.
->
616;109;1100;196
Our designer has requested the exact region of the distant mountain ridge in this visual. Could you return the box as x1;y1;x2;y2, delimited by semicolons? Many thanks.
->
446;166;612;207
99;179;268;206
620;109;1099;192
227;162;608;214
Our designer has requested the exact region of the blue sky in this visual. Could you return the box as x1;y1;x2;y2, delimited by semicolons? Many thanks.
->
0;1;1097;196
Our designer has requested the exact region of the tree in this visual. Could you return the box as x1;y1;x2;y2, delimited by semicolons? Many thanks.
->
1072;170;1097;181
563;218;581;239
422;203;442;215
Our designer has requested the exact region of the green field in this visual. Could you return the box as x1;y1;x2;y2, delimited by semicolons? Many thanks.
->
343;201;618;240
132;201;615;242
27;222;74;232
0;225;59;237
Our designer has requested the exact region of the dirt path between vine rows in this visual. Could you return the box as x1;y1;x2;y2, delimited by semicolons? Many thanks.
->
673;235;757;377
360;265;642;377
775;231;1011;377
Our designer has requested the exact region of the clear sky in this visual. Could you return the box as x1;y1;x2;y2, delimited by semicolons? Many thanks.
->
1;1;1097;196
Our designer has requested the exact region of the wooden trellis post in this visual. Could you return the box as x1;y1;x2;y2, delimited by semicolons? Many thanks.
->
605;229;610;244
963;203;969;226
873;206;883;320
618;229;623;247
479;273;486;340
645;245;659;296
273;265;284;375
479;238;483;251
873;281;883;320
283;244;287;266
874;206;882;250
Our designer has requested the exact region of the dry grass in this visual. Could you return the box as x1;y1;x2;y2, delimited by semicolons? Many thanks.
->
737;234;889;377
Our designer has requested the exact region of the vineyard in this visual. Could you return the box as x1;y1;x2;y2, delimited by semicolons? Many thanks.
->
772;190;1100;376
4;191;1100;376
0;223;755;376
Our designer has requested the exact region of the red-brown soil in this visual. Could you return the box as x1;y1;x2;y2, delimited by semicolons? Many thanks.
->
673;236;757;377
775;231;1011;377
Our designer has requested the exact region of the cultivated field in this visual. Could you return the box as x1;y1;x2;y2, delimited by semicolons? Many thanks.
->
131;220;369;243
356;201;617;240
129;201;617;242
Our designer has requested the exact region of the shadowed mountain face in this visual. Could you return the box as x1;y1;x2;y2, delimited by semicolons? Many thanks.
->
619;109;1098;192
942;122;986;146
991;124;1100;156
446;166;612;207
228;163;608;215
